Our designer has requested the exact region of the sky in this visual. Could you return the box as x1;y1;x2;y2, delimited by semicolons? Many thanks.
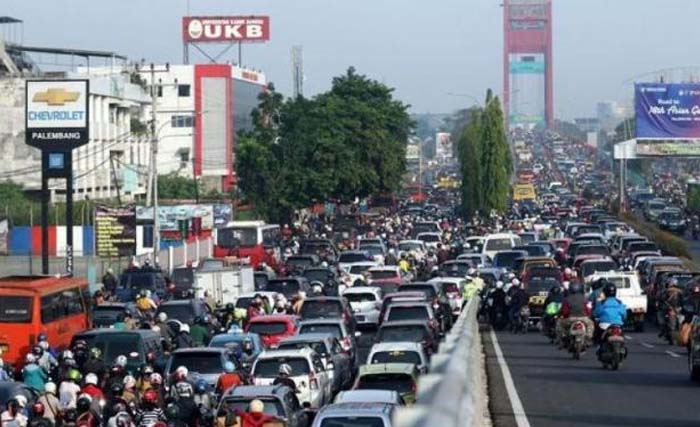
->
4;0;700;118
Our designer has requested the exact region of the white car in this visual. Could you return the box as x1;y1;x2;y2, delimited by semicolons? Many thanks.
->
456;253;490;268
482;233;521;260
366;341;429;374
341;261;379;287
428;277;466;316
586;271;647;332
342;286;383;326
252;348;332;408
397;240;427;261
416;232;442;249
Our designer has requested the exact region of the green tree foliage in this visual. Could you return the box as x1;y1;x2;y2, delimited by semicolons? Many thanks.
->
456;109;482;218
237;69;412;223
157;173;198;199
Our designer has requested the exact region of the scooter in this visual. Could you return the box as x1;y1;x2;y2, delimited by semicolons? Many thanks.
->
512;306;530;334
567;320;588;360
597;323;627;370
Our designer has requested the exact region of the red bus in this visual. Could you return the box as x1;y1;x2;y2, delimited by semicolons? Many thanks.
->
0;276;91;366
214;221;281;268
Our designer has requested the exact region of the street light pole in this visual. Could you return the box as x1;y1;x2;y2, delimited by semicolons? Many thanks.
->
148;63;171;259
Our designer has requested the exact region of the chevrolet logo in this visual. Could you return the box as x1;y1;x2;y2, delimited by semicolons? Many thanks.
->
33;88;80;106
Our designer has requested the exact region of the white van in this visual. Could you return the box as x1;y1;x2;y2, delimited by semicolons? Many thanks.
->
482;233;522;260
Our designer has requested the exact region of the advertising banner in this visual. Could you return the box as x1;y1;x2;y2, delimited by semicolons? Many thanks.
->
25;80;89;148
183;16;270;43
95;206;136;257
635;83;700;139
636;140;700;157
136;205;217;230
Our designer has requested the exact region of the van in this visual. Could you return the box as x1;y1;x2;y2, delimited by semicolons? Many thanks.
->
482;233;522;260
71;329;166;372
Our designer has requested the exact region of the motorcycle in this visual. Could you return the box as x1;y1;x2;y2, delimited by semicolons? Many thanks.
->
597;323;627;370
567;320;588;360
542;314;558;343
663;307;680;345
512;306;530;334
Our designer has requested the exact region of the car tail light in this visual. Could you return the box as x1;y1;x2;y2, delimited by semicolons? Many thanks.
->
309;372;319;390
609;325;622;337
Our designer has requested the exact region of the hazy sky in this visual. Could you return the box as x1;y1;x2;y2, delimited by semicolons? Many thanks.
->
4;0;700;118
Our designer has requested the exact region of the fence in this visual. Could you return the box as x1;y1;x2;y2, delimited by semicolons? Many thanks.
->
394;297;488;427
134;236;213;273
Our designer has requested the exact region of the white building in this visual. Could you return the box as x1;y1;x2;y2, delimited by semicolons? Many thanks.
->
0;71;152;201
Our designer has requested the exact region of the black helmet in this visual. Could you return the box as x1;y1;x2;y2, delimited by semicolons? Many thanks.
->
76;395;92;413
110;382;125;396
165;403;180;420
225;303;235;311
591;278;607;291
551;286;562;296
63;408;78;423
569;283;584;295
602;281;617;298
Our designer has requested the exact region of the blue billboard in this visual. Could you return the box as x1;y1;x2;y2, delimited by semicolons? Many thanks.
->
636;83;700;139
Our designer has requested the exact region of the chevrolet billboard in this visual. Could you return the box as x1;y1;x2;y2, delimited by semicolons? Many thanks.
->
26;80;89;148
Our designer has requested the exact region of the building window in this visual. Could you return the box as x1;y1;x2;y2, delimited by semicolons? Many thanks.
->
178;84;191;97
157;86;163;97
171;115;194;128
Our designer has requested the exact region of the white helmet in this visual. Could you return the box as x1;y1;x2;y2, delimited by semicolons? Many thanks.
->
496;281;504;289
123;375;136;388
115;355;128;368
176;366;189;378
44;382;57;394
564;267;572;275
157;312;168;322
511;278;521;287
467;268;477;277
85;373;98;386
180;324;190;333
279;363;292;376
14;395;27;408
25;353;36;364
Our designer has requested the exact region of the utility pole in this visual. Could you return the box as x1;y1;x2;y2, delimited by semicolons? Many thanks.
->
148;63;170;259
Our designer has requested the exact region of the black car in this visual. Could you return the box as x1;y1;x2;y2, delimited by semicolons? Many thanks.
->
170;267;196;299
397;282;452;332
116;266;168;302
92;302;140;328
266;277;312;300
157;299;212;326
302;267;340;295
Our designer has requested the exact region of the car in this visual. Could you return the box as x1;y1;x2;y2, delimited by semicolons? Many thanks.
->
492;250;529;271
299;297;356;331
71;329;166;373
157;299;212;326
0;382;38;412
285;255;321;275
438;260;472;278
169;266;196;299
333;389;404;405
245;315;300;349
587;271;647;331
208;332;264;367
342;286;383;327
115;266;168;302
378;291;427;325
375;320;439;355
366;342;429;374
234;291;282;311
579;258;618;281
367;266;407;287
311;402;396;427
416;232;442;249
482;233;522;259
397;240;427;260
254;271;276;292
342;262;379;287
428;277;466;316
266;278;312;300
358;237;387;254
363;244;387;265
302;267;340;293
218;385;309;427
382;301;438;333
297;318;360;365
277;333;353;392
91;302;139;328
397;282;452;332
252;348;333;408
338;251;374;271
165;348;237;389
644;198;667;222
456;253;491;268
658;208;687;233
352;363;419;405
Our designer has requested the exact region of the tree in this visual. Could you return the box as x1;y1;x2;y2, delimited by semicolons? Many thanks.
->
157;173;198;199
479;92;511;212
456;108;483;217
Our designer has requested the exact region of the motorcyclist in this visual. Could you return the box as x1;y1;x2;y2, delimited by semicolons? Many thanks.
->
488;281;508;327
542;285;564;338
271;364;298;393
658;278;683;338
102;268;118;297
22;354;48;393
28;403;54;427
1;398;28;427
36;383;60;426
190;317;211;347
398;253;410;274
81;373;104;401
135;389;165;427
82;348;107;386
155;312;175;344
35;343;58;377
59;368;83;409
216;362;243;396
135;290;157;316
593;281;627;340
75;395;100;427
507;280;529;328
193;379;213;411
175;324;194;350
557;282;594;345
233;399;277;427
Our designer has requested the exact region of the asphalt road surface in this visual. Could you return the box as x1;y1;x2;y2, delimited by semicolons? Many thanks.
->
484;325;700;427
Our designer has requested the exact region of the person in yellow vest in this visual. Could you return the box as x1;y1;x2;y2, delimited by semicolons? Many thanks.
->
463;268;484;301
136;290;157;315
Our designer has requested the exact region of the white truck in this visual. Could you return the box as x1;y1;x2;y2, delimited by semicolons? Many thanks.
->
587;271;647;332
194;260;255;305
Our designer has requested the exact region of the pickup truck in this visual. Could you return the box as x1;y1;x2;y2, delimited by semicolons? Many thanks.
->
587;271;647;332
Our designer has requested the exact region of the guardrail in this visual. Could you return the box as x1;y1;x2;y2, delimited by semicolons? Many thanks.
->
394;296;488;427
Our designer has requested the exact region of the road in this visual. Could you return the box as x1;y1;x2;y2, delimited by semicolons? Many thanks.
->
484;325;700;427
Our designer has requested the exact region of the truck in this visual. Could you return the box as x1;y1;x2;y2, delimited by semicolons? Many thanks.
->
512;183;537;202
193;259;255;305
586;271;647;332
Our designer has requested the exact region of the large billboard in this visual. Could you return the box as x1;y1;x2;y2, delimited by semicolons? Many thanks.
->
636;140;700;157
183;16;270;43
509;53;546;126
25;80;89;148
95;206;136;257
636;83;700;139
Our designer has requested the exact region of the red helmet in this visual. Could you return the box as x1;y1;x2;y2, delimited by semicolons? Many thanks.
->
142;389;158;405
31;402;45;416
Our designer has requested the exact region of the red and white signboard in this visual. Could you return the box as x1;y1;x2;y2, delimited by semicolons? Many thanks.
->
183;16;270;43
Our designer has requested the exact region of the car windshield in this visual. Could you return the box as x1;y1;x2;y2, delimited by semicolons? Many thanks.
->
320;417;385;427
349;265;372;274
78;333;141;363
493;252;523;268
399;243;422;252
0;296;32;323
357;373;414;394
168;352;223;375
581;262;617;278
576;246;609;257
378;326;426;342
171;269;194;287
398;286;436;299
157;305;193;322
527;279;559;295
248;322;288;335
441;283;460;294
301;301;342;318
218;227;257;248
92;307;123;321
223;398;283;417
387;306;429;321
485;238;513;251
419;234;440;243
299;324;342;339
119;273;155;290
365;246;384;256
288;258;313;268
344;293;377;303
277;341;327;356
304;270;330;283
254;357;310;377
371;351;421;365
340;253;368;263
370;270;398;280
267;281;300;296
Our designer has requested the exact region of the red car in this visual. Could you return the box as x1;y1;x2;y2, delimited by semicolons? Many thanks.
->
244;314;299;349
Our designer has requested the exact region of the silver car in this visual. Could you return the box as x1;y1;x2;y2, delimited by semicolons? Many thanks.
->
342;286;383;326
311;402;395;427
165;348;236;389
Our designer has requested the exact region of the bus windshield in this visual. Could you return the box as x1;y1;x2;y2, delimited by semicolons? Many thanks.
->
218;227;258;248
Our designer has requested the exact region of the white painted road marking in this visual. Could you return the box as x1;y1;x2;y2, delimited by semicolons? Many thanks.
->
490;329;532;427
640;342;655;349
666;350;682;358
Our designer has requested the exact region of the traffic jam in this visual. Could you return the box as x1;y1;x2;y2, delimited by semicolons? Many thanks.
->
1;129;700;427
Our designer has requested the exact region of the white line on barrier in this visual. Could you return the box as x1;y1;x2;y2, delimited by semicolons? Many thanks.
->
490;329;532;427
666;350;681;359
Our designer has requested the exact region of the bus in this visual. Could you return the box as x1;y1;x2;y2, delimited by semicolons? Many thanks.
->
0;276;91;366
214;221;281;268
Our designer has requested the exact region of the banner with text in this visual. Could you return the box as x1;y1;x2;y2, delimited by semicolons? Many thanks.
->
96;206;136;257
636;83;700;139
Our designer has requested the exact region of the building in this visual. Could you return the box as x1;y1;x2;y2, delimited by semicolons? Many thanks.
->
133;64;267;192
0;41;152;201
597;101;630;133
503;0;553;129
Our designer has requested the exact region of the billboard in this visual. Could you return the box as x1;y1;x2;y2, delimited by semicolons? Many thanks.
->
636;140;700;157
95;206;136;257
435;132;453;161
183;16;270;43
25;80;89;148
636;83;700;139
509;54;546;126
